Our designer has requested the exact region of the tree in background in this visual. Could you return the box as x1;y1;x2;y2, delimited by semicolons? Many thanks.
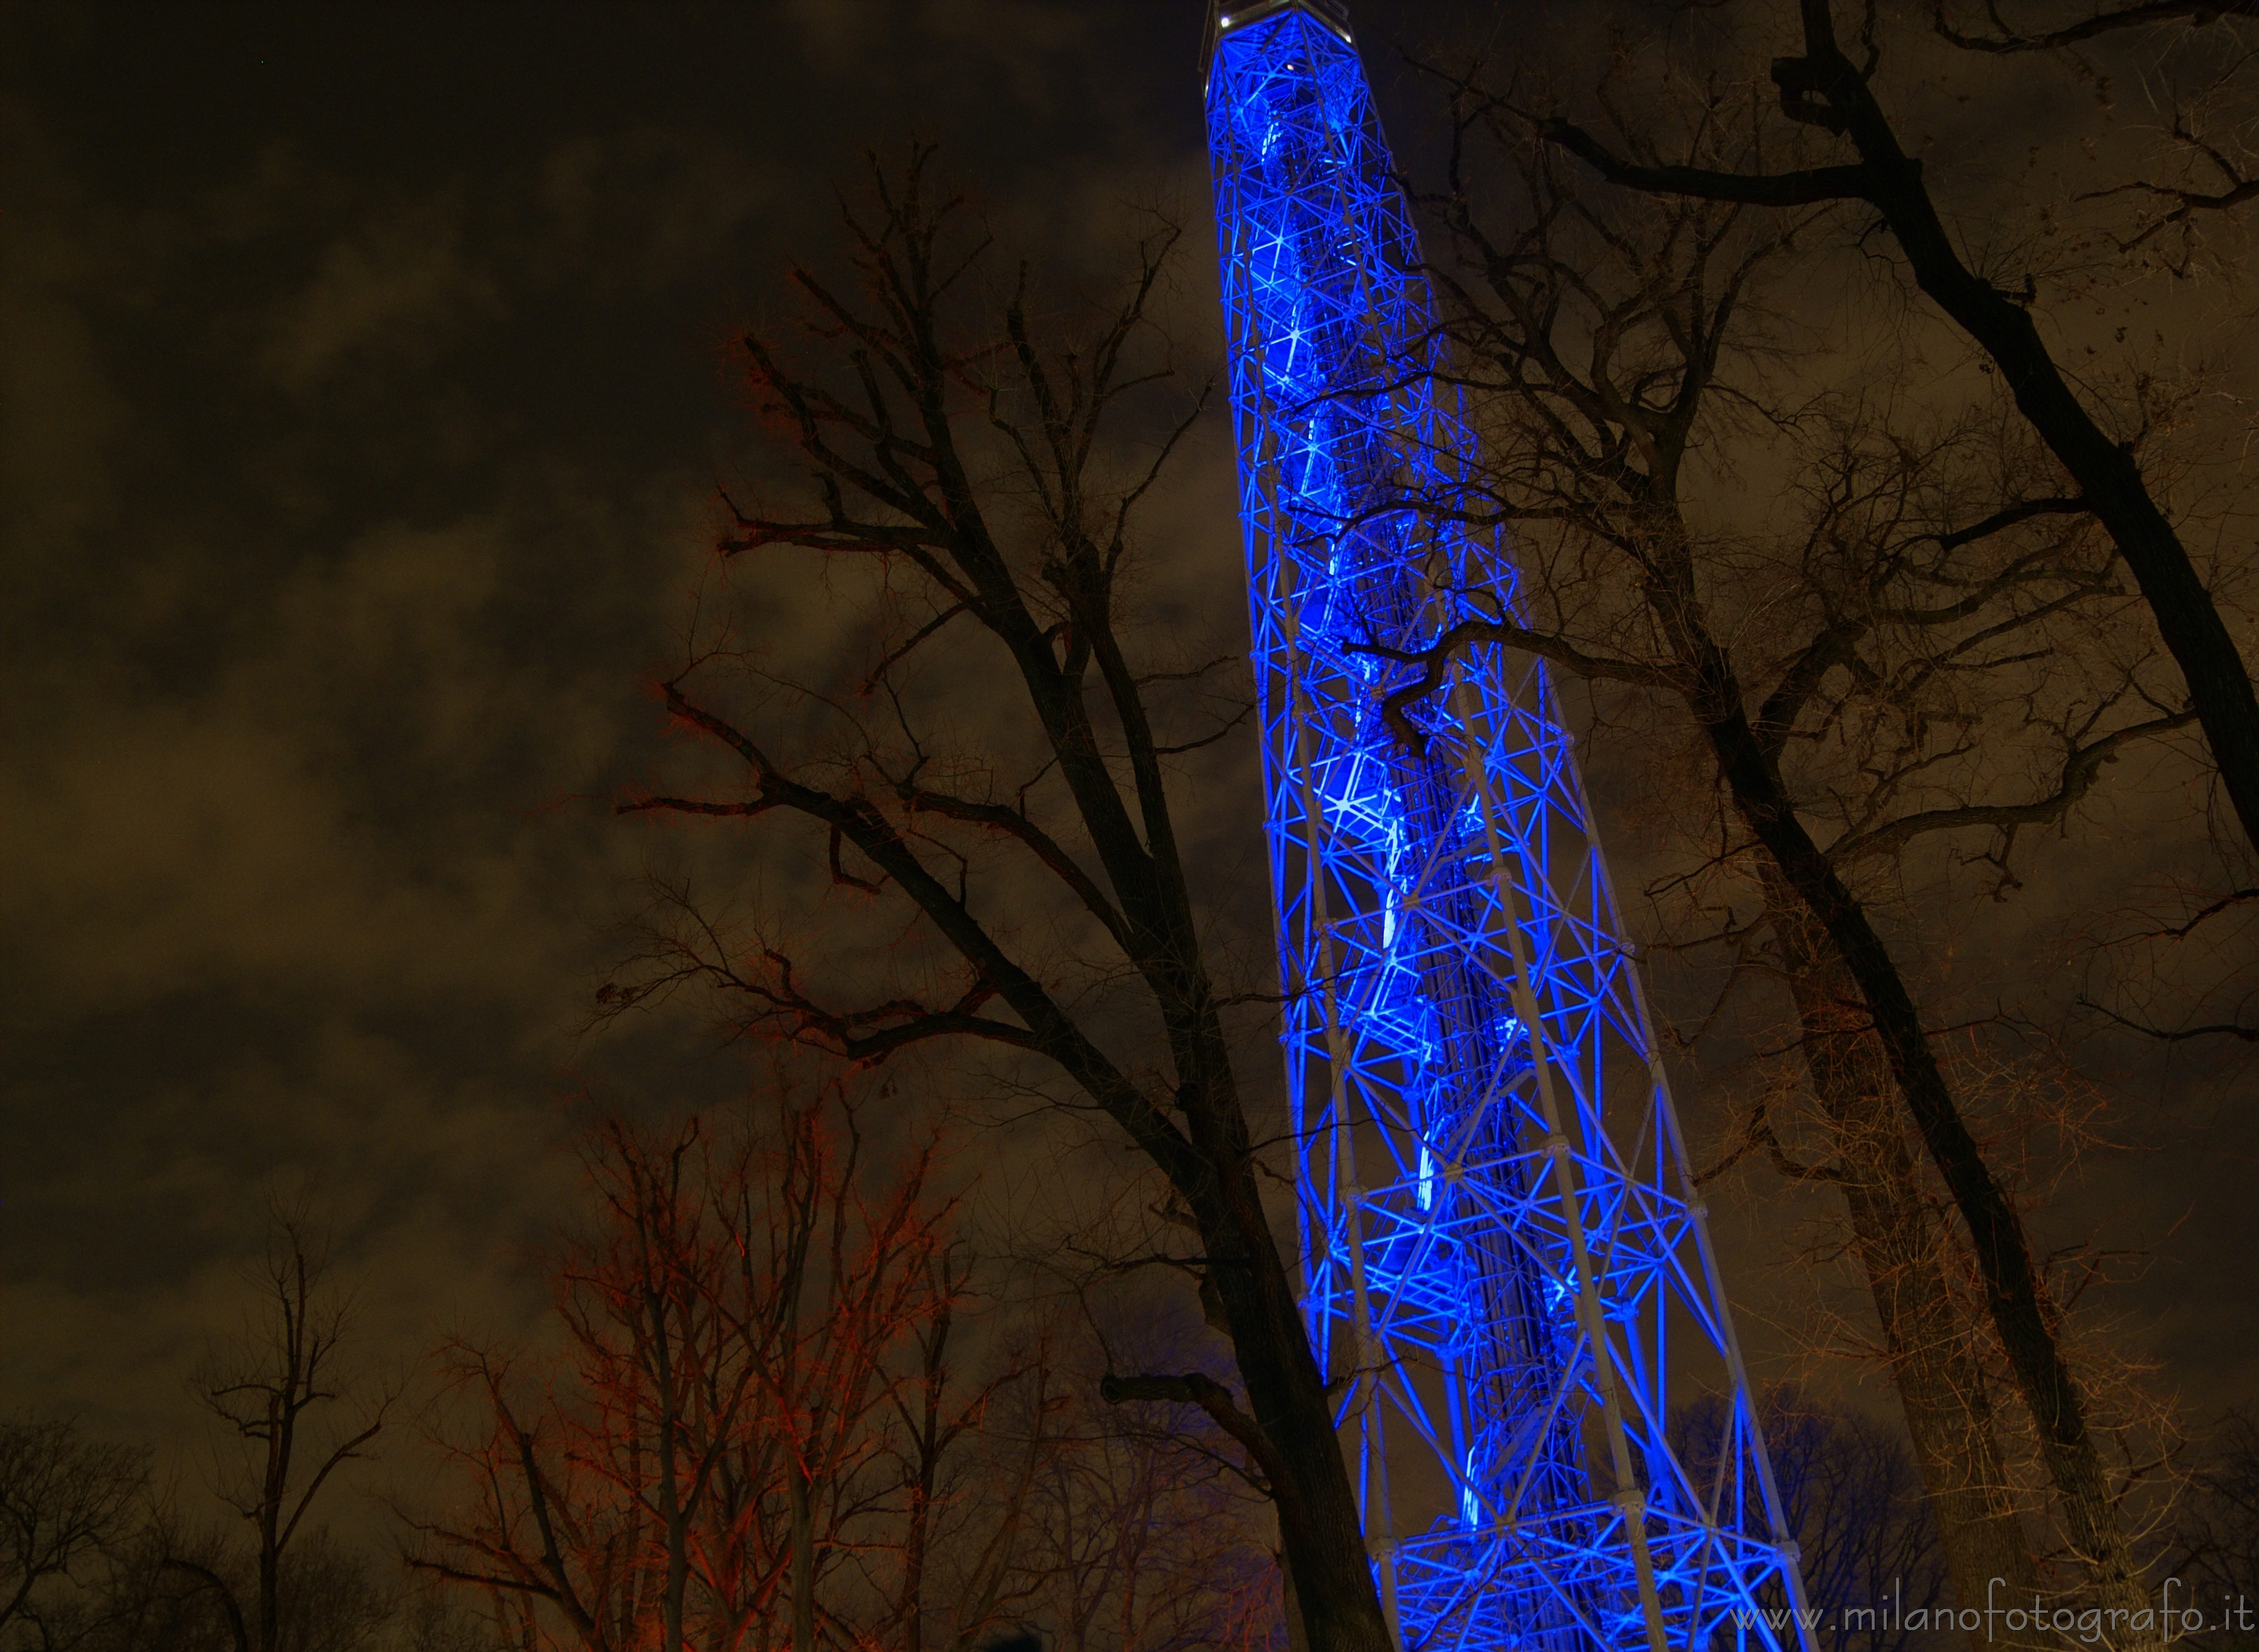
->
175;1213;393;1652
8;1515;479;1652
1378;32;2197;1639
2169;1413;2259;1650
411;1078;1285;1652
1677;1387;1952;1652
858;1245;1050;1652
0;1417;148;1647
410;1084;1013;1652
2;1209;421;1652
1012;1341;1283;1652
1538;0;2259;864
602;149;1387;1652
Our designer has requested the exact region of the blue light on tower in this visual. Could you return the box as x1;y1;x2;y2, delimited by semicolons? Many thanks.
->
1202;4;1819;1648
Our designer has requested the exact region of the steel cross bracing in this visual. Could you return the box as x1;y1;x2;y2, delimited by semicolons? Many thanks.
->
1203;7;1818;1650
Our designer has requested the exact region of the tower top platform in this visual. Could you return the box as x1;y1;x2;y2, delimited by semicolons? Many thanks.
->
1202;0;1354;88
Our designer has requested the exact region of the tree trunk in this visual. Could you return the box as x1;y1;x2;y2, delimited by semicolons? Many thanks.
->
652;166;1412;1652
903;1437;931;1652
1707;700;2155;1645
1770;890;2050;1647
645;1292;690;1652
1546;17;2259;854
1280;1519;1313;1652
1179;1053;1397;1652
1802;23;2259;857
257;1515;279;1652
789;1463;815;1652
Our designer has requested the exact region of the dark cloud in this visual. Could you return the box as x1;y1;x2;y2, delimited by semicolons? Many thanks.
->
0;0;1210;1478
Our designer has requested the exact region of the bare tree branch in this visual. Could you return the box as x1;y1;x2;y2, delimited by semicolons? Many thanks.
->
1932;0;2257;53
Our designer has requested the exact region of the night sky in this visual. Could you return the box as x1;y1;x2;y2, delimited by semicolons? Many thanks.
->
0;0;1214;1470
3;0;2252;1527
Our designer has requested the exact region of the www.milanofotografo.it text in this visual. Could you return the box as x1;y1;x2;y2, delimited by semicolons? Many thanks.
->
1733;1580;2255;1642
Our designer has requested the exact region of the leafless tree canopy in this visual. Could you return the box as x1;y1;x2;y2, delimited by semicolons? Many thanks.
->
603;150;1391;1652
0;1418;149;1644
1369;4;2258;1638
406;1086;1281;1652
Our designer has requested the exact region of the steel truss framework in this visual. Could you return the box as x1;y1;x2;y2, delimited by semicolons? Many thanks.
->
1203;7;1817;1650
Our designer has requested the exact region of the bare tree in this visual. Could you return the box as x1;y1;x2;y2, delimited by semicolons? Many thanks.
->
28;1512;416;1652
604;150;1388;1652
1018;1326;1284;1652
410;1084;1006;1652
413;1342;656;1652
1746;888;2058;1625
858;1251;1048;1652
1535;0;2259;862
2167;1413;2259;1649
260;1533;393;1652
1368;54;2190;1641
1677;1387;1953;1652
178;1212;390;1652
0;1417;148;1646
19;1515;238;1652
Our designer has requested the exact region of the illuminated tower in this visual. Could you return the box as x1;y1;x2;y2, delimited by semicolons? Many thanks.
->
1203;4;1815;1648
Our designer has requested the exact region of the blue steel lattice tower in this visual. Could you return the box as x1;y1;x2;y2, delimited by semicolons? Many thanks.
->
1203;5;1817;1649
